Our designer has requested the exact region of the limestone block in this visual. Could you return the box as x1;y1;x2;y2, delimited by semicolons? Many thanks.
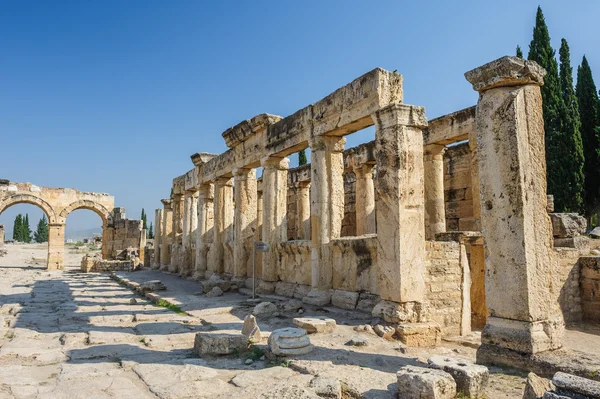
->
275;281;297;298
542;393;570;399
193;332;248;356
309;376;342;399
427;356;489;398
395;322;441;347
241;315;261;342
293;284;312;300
253;302;278;318
356;293;379;313
256;280;275;294
372;300;426;323
553;236;589;250
397;366;457;399
373;325;395;340
331;290;359;310
268;327;313;356
590;227;600;238
302;290;333;306
549;213;587;238
281;299;304;313
140;280;166;292
293;316;336;334
202;278;231;293
523;373;554;399
206;286;223;298
552;372;600;398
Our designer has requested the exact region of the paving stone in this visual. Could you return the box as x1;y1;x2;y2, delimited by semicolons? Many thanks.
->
309;376;342;398
293;316;336;334
397;366;457;399
427;356;489;398
230;366;296;388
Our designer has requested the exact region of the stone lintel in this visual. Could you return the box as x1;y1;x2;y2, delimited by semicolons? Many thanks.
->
465;56;546;92
373;103;428;130
309;136;346;153
424;106;475;146
191;152;218;167
222;113;283;149
172;175;185;195
436;231;483;245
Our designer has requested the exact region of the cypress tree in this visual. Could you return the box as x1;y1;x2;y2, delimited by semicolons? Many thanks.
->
298;149;307;166
141;209;148;230
516;45;523;59
557;39;585;213
13;214;22;241
528;6;567;211
576;55;600;221
23;214;32;243
34;215;49;243
148;222;154;239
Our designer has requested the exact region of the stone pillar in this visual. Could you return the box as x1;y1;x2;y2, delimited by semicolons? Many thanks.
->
354;163;376;235
153;209;163;269
194;184;214;280
261;156;289;282
295;181;311;240
465;56;564;355
101;222;112;259
304;136;345;306
372;104;428;318
180;192;193;276
47;223;65;270
233;168;257;283
189;191;198;272
208;177;233;276
170;193;184;272
424;144;447;240
160;199;173;268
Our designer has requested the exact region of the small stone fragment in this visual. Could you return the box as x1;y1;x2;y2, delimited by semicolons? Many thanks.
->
373;324;395;340
523;372;554;399
244;358;253;365
293;316;336;334
397;366;456;399
241;314;261;342
129;298;137;305
253;302;278;318
206;286;223;298
140;280;166;292
347;337;368;347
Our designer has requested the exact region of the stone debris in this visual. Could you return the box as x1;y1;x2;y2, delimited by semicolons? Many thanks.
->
140;280;166;292
397;366;457;399
347;337;369;347
193;332;248;356
206;286;223;297
241;314;261;342
268;327;313;356
523;372;555;399
202;277;231;294
293;316;336;334
549;213;587;238
427;356;489;398
353;324;375;335
373;324;395;340
253;301;278;318
551;372;600;398
129;298;137;305
309;376;342;398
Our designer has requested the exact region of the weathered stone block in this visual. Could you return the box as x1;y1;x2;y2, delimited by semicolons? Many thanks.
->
552;372;600;398
523;373;554;399
309;376;342;399
293;316;336;334
193;332;248;356
253;302;278;318
549;213;587;238
241;315;261;342
331;290;359;310
395;322;441;347
356;293;379;313
427;356;489;398
397;366;456;399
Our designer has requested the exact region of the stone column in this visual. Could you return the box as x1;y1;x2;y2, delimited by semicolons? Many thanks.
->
371;104;428;319
261;156;289;282
170;193;184;272
101;222;112;259
180;192;193;276
424;144;447;240
194;184;214;280
304;136;345;305
295;181;311;240
188;191;198;273
153;209;163;269
233;168;258;283
465;56;564;355
354;163;376;235
47;223;65;270
208;177;233;276
160;199;173;269
252;190;264;278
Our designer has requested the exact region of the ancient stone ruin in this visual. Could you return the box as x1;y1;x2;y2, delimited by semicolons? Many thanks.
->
148;55;600;370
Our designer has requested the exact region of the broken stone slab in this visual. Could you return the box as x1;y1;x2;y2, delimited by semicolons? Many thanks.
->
193;332;248;356
523;373;555;399
206;286;223;298
253;301;278;318
356;292;380;313
331;290;359;310
428;356;489;398
241;314;261;342
397;366;457;399
202;278;231;293
140;280;166;292
302;290;333;306
372;300;426;323
396;322;441;347
309;376;342;399
268;327;313;356
293;316;336;334
552;372;600;398
550;213;587;238
373;324;396;340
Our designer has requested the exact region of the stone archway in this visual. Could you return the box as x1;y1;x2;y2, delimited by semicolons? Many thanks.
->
0;194;58;224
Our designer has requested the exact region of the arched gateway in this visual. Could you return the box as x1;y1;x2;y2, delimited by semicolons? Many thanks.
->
0;181;114;270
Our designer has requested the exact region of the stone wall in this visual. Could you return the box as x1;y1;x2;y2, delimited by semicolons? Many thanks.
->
81;254;140;273
555;248;585;323
103;208;146;261
341;172;357;237
443;142;473;231
580;256;600;322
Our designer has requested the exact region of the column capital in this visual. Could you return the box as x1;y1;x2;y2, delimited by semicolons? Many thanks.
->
294;180;311;190
161;199;173;210
309;135;346;152
424;143;446;158
232;167;256;179
261;156;289;170
373;104;427;130
197;183;214;200
172;193;184;201
465;56;546;92
353;163;375;178
214;176;233;187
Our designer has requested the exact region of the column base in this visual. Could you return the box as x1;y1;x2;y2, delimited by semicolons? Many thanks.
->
302;289;333;306
481;316;564;354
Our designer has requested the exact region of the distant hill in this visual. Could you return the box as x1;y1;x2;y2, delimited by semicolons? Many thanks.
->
65;226;102;241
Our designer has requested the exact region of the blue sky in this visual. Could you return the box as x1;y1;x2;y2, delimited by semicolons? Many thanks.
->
1;0;599;238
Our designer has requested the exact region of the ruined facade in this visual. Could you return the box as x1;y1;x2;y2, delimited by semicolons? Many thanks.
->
153;56;596;362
